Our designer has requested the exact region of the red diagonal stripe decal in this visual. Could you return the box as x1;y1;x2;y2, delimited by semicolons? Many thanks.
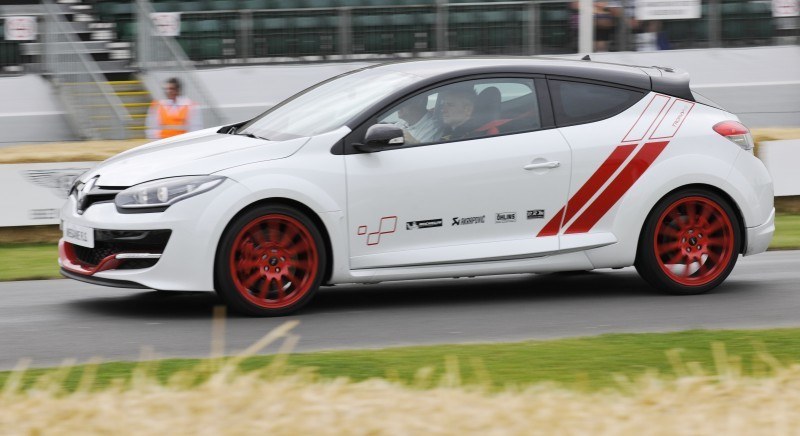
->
538;206;565;237
565;141;670;234
537;144;636;237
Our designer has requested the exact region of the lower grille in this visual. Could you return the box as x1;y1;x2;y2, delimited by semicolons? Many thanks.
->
72;229;171;269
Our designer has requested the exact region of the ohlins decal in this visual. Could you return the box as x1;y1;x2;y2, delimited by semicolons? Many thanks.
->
539;95;694;237
496;212;516;223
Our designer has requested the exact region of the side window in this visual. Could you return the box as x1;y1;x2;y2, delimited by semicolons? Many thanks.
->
548;80;645;126
376;78;540;146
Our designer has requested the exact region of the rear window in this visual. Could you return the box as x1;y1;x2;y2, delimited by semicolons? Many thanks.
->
548;80;645;126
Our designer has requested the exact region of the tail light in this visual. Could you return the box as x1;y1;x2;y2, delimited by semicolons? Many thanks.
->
713;121;754;152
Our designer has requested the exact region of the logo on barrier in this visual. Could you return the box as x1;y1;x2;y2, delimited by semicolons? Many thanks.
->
22;168;90;199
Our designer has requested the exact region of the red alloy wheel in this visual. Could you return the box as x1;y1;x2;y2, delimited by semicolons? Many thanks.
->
228;214;319;310
652;196;735;287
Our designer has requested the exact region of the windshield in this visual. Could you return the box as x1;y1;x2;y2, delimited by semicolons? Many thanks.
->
239;68;421;141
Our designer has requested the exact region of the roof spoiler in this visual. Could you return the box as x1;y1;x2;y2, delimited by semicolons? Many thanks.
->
649;66;694;101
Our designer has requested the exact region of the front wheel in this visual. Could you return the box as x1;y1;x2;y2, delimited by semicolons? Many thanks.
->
635;190;740;295
215;205;326;316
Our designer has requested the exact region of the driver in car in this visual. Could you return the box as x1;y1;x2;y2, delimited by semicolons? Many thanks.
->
395;94;444;144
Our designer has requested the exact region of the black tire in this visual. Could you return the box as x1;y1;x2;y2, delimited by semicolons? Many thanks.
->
215;204;326;316
635;189;740;295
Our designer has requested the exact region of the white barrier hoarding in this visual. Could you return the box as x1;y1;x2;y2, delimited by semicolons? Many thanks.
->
773;0;799;17
759;139;800;197
0;162;95;227
150;12;180;36
4;16;37;41
636;0;702;20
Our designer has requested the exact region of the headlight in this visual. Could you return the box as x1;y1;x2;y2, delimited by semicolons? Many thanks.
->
115;176;226;210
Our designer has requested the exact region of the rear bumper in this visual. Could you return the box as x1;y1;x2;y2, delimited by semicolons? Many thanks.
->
744;207;775;256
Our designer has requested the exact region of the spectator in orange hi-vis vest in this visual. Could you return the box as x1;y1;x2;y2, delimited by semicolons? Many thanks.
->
145;77;203;139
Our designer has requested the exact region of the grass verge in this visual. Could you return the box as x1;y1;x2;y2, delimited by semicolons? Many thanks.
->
2;326;800;434
771;214;800;249
2;328;800;393
0;244;58;281
3;214;800;281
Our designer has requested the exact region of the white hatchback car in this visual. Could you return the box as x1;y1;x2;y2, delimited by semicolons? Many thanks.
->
60;58;775;316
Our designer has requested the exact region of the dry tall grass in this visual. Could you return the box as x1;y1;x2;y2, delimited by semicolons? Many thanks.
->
0;139;148;164
1;322;799;435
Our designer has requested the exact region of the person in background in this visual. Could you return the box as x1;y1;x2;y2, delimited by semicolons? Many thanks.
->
438;87;483;141
146;77;203;139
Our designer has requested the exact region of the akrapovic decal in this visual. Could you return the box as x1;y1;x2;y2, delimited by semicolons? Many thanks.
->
495;212;516;223
452;216;485;226
406;219;443;230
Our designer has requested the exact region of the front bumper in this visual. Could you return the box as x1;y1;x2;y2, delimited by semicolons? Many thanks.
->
58;179;251;291
744;207;775;256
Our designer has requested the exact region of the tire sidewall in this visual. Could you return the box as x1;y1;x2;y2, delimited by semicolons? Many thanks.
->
636;189;740;295
215;204;326;316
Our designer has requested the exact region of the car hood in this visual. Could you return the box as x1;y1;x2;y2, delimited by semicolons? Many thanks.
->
84;128;310;187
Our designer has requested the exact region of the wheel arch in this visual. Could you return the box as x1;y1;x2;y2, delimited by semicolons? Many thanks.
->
213;197;335;290
635;183;747;261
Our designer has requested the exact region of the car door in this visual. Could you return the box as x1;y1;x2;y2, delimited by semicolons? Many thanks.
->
344;77;573;270
544;78;652;248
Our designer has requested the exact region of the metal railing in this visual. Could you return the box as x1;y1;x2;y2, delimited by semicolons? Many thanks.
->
135;0;225;127
102;0;797;64
42;0;131;140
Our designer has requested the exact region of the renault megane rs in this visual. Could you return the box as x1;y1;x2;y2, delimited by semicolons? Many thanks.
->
59;58;775;316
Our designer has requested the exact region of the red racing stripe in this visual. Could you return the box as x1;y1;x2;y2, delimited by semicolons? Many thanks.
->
537;206;565;236
537;144;636;237
564;141;669;234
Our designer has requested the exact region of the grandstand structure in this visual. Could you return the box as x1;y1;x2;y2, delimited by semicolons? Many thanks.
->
0;0;794;140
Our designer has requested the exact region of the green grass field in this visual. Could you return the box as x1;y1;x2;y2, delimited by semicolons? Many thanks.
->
2;328;799;393
771;214;800;249
2;215;798;282
0;244;59;281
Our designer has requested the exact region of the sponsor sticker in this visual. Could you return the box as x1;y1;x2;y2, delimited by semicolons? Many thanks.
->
406;219;443;230
495;212;516;223
527;210;545;220
451;215;485;226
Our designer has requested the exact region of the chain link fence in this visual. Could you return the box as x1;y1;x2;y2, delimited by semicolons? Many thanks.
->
1;1;798;72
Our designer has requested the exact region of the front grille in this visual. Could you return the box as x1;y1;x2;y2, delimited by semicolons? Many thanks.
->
72;229;171;269
74;244;117;265
75;185;126;215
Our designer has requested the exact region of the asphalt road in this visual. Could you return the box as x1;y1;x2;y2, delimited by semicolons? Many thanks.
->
1;250;799;370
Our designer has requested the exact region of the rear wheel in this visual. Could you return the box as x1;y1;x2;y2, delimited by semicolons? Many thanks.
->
216;205;326;316
635;190;740;295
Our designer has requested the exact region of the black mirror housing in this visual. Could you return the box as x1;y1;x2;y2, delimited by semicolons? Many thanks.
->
354;124;405;153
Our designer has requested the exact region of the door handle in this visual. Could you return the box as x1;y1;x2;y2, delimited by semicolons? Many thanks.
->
524;161;560;170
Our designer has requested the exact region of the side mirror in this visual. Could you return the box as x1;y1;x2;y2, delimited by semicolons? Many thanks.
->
354;124;405;153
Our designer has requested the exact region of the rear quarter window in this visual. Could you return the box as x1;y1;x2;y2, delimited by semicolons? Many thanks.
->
548;79;645;127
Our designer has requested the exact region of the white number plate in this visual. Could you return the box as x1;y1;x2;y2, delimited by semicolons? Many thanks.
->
63;221;94;248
